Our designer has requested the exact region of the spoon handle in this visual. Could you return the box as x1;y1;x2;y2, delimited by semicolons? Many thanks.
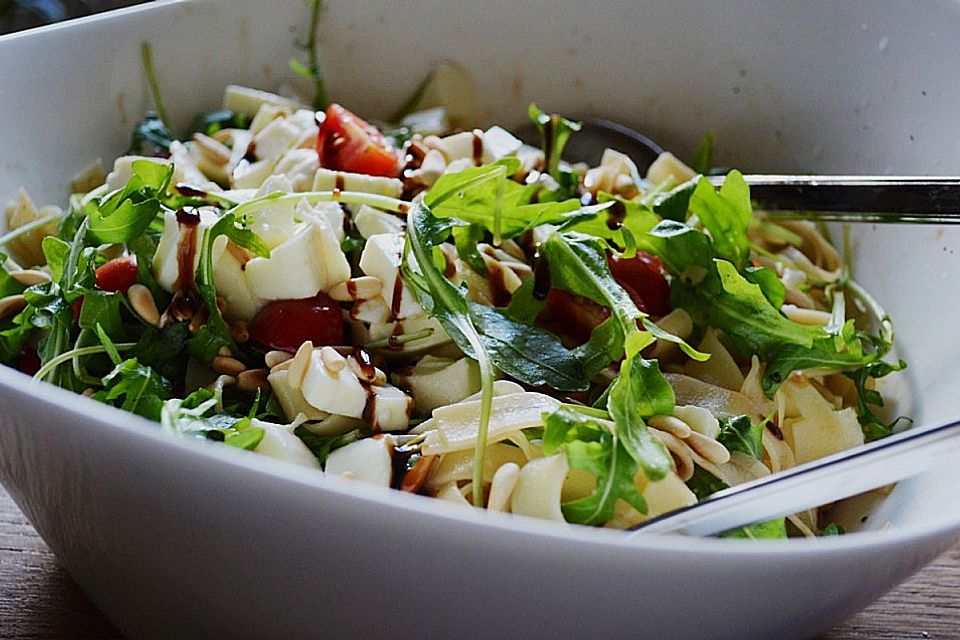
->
705;175;960;224
629;418;960;537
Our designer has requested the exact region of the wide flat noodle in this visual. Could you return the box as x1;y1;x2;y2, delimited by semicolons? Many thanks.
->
665;373;766;420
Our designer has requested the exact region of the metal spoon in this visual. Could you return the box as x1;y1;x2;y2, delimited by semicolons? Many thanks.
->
628;417;960;537
521;118;960;224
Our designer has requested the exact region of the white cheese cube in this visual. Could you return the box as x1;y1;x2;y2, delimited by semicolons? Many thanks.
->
400;356;481;415
152;208;219;292
325;437;393;487
297;199;345;243
353;205;405;239
106;155;173;191
232;158;278;189
212;241;263;321
482;126;523;161
359;234;421;320
274;148;320;192
253;420;322;470
300;350;369;418
249;198;298;249
245;217;350;301
399;107;449;135
350;296;393;324
368;385;413;432
223;85;302;117
312;168;403;198
267;368;329;422
254;117;301;162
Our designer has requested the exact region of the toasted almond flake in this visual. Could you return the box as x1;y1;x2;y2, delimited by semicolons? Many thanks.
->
229;321;249;343
193;132;232;165
9;269;50;286
128;284;161;327
320;346;347;373
212;355;247;377
0;294;27;319
237;368;270;392
265;350;293;369
287;341;314;389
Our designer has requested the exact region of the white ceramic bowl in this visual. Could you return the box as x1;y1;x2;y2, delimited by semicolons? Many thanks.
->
1;1;959;638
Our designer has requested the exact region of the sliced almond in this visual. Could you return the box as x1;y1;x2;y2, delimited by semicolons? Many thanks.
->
320;346;347;373
265;350;293;369
0;294;28;319
9;269;50;286
128;284;161;327
287;341;314;389
237;368;270;393
212;356;247;377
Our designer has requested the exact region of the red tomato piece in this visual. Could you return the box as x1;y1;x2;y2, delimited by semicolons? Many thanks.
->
95;256;138;293
607;252;671;317
248;293;344;353
316;104;401;178
14;345;40;376
542;290;610;345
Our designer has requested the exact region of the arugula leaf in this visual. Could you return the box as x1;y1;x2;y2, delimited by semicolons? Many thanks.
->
606;349;674;482
188;109;249;137
528;104;582;199
294;426;361;466
77;290;126;338
404;206;604;391
95;358;172;421
425;159;584;239
403;203;494;506
744;265;786;309
653;179;698;223
687;171;752;270
41;236;70;284
686;466;728;500
720;518;788;540
129;111;175;156
542;407;648;525
717;415;763;460
85;160;173;244
452;222;488;276
846;359;909;441
224;420;265;451
134;323;191;389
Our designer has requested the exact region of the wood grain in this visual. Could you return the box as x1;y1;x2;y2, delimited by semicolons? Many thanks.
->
0;484;957;639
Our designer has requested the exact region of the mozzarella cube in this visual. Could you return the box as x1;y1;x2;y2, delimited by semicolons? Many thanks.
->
232;158;278;189
254;117;301;162
325;437;393;487
297;199;345;243
482;126;523;161
152;208;219;292
273;148;320;192
350;296;393;324
312;168;403;198
245;217;350;301
353;205;405;239
249;198;298;249
106;155;173;191
359;234;421;320
365;314;450;355
399;356;481;415
253;420;322;470
300;350;369;418
268;368;330;422
223;85;301;117
212;241;264;321
368;385;413;432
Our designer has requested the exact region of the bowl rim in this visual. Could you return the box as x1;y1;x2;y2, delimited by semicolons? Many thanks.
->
3;363;957;556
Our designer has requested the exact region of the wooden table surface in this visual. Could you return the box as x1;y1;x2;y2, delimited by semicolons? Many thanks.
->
1;484;958;639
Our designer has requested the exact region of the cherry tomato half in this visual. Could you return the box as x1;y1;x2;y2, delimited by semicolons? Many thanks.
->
95;256;138;293
542;290;610;345
248;293;344;353
316;104;401;178
607;252;671;317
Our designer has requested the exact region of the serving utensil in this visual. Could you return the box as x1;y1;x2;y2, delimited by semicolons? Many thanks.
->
629;418;960;537
525;119;960;224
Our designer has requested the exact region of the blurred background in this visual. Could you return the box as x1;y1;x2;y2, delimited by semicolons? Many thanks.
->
0;0;147;34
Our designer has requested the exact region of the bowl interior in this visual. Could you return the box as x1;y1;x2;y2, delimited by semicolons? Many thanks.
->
1;0;959;537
